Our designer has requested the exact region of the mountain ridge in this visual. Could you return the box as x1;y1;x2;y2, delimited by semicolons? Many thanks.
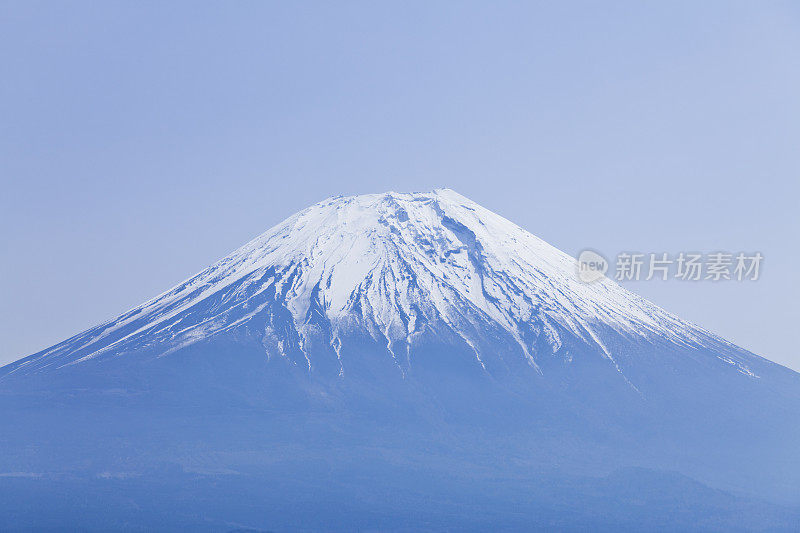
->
1;189;779;391
2;189;799;530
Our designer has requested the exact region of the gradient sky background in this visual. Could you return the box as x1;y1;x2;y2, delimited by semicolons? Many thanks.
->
2;1;799;370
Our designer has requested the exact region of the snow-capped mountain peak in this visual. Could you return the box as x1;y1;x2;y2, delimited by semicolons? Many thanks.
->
7;189;757;382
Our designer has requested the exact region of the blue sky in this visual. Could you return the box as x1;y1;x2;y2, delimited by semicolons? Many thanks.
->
1;1;799;370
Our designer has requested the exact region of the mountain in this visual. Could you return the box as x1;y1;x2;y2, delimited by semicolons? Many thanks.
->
1;189;799;531
0;189;773;382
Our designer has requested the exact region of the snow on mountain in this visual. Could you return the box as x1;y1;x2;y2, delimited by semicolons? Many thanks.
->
3;189;800;532
4;189;760;384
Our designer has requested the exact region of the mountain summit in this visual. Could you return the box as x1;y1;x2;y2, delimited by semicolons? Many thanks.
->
1;190;799;531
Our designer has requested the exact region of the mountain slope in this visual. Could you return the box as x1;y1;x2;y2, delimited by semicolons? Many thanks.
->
1;189;774;385
1;189;798;531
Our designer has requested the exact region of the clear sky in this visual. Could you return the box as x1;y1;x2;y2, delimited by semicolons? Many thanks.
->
1;1;799;370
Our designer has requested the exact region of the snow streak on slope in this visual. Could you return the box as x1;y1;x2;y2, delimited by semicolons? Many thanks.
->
7;189;755;380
